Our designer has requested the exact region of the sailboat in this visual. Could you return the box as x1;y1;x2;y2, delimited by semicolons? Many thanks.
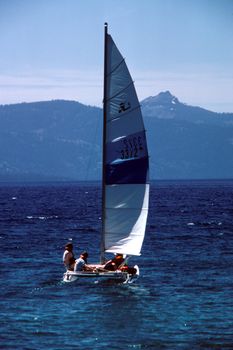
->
63;23;149;283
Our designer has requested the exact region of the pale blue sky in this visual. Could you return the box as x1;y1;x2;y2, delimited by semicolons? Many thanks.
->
0;0;232;112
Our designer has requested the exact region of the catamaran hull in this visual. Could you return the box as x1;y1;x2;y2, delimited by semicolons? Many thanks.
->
63;265;140;284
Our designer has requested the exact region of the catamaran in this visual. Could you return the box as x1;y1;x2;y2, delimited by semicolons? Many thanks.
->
63;23;149;283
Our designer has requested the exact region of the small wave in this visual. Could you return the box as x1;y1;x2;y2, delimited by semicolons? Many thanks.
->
26;215;59;220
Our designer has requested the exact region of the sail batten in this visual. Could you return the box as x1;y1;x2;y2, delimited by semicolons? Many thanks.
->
105;81;134;102
106;105;141;123
106;57;125;77
102;28;149;257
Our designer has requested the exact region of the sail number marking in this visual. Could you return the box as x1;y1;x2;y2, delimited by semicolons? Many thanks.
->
120;136;144;160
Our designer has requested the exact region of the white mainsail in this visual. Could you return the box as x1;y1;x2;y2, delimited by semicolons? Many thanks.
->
102;24;149;258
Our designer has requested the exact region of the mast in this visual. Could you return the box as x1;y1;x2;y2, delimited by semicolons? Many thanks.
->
100;22;108;264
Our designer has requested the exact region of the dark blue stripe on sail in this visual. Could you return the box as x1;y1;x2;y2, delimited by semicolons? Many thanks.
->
105;157;149;185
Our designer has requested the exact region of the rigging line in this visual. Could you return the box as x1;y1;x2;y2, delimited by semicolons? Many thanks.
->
106;57;125;77
105;80;135;102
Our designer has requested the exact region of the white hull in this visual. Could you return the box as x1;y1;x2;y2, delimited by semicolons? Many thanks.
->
63;265;140;284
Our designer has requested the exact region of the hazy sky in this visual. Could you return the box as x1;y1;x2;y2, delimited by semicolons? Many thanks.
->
0;0;232;112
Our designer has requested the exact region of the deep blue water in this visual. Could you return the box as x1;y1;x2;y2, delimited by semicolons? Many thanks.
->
0;180;233;349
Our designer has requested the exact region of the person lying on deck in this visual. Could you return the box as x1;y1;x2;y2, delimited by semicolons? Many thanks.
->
103;253;125;271
96;254;137;275
73;251;95;272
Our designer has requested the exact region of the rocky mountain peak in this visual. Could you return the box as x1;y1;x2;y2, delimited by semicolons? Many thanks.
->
142;91;179;107
141;91;180;119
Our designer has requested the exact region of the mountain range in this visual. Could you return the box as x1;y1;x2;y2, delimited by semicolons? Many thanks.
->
0;91;232;181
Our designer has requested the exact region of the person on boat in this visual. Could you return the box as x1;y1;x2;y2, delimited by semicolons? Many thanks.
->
74;251;95;272
96;254;137;275
63;242;76;271
103;253;125;271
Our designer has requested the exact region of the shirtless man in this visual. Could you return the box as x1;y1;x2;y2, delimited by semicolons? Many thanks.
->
63;243;75;270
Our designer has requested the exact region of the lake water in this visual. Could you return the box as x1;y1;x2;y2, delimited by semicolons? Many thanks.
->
0;180;233;349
